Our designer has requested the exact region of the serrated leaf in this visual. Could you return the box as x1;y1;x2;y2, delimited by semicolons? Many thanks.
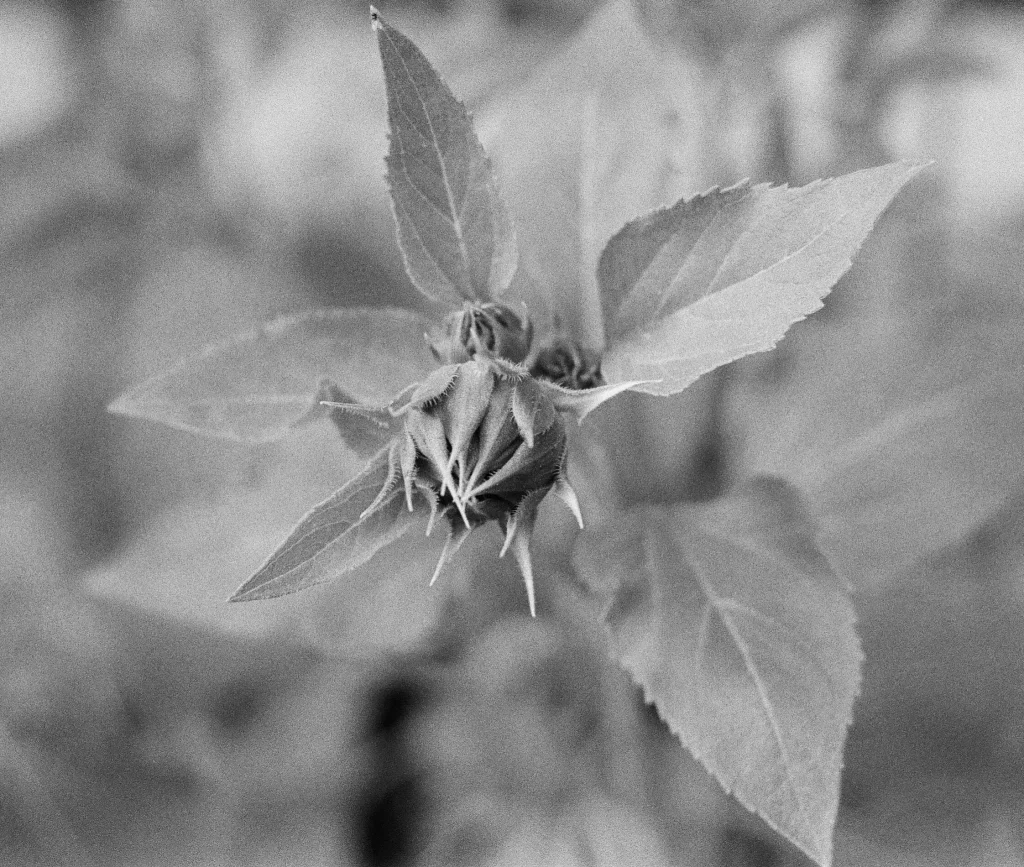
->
108;307;437;443
486;0;693;349
573;478;861;867
600;162;926;396
373;8;517;307
230;448;423;601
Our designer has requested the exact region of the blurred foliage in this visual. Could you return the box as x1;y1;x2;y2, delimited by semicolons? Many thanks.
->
5;0;1024;865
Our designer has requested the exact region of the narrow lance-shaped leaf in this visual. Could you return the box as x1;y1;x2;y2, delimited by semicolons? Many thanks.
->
231;447;424;601
599;161;927;395
373;8;517;307
574;479;862;867
108;307;437;443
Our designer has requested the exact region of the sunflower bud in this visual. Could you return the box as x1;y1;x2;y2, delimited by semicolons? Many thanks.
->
530;337;603;390
429;302;533;365
391;359;581;615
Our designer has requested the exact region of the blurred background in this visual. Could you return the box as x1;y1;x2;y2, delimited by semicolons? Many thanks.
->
5;0;1024;864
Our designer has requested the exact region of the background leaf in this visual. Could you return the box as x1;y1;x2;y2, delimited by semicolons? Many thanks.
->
231;447;422;601
109;307;437;443
599;161;926;395
374;9;517;307
485;0;695;349
726;278;1024;586
573;478;861;867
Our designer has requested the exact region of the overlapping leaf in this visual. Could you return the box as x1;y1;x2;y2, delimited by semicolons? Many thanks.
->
486;0;693;348
374;8;517;307
230;447;424;601
108;307;436;443
574;478;861;867
599;162;926;395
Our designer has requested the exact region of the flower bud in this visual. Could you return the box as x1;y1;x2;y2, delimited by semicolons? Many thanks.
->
429;302;533;365
530;337;602;390
392;359;581;615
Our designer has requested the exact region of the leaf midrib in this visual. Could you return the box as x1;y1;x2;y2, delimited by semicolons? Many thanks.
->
680;531;812;835
382;25;473;295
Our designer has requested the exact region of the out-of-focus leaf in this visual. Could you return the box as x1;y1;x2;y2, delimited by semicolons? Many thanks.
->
729;288;1024;585
574;478;861;867
486;0;694;350
230;447;422;601
600;162;926;396
84;424;446;651
487;798;673;867
108;307;437;443
373;8;517;307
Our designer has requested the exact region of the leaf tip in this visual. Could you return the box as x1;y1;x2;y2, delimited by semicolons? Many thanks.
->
369;5;381;28
106;393;130;417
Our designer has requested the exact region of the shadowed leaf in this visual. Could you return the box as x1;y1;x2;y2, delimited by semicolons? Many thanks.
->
108;308;437;443
374;8;517;306
600;162;927;395
574;479;861;867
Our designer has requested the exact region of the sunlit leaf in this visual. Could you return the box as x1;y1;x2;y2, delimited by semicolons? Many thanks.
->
108;307;437;443
486;0;693;349
573;478;861;867
600;162;926;395
230;447;424;601
373;8;517;307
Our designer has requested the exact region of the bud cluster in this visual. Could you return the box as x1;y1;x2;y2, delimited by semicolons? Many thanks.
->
376;358;582;615
429;302;533;365
530;337;603;390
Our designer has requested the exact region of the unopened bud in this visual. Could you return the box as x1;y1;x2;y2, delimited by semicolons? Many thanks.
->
530;337;602;390
429;302;533;365
391;358;581;615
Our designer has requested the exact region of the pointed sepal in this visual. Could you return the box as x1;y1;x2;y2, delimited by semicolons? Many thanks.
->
402;364;459;411
499;488;547;616
541;379;654;422
429;522;473;586
442;360;496;478
552;475;584;529
511;376;557;448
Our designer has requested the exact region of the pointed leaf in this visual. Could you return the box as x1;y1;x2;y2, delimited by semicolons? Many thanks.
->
404;363;459;409
600;162;927;396
574;478;861;867
373;8;517;306
108;307;438;442
230;448;424;601
487;0;694;348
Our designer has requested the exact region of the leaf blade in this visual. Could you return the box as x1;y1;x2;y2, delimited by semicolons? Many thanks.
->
108;307;438;443
373;9;517;306
600;162;927;395
486;0;693;349
574;479;861;867
230;447;423;601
